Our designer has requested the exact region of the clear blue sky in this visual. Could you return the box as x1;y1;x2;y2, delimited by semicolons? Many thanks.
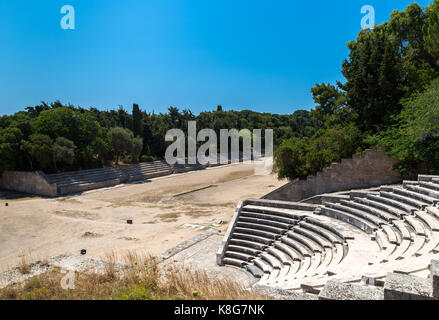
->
0;0;432;115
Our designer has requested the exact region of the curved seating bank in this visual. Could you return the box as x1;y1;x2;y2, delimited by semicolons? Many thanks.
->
218;174;439;299
0;161;206;197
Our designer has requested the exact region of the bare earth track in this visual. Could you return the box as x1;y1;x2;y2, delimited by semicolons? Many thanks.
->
0;163;285;272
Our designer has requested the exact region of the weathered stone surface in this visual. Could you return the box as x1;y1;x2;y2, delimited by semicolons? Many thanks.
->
430;260;439;298
0;171;57;197
384;272;433;300
319;280;384;300
253;285;319;300
263;147;401;202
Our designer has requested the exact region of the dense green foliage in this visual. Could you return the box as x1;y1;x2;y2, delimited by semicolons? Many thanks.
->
367;77;439;177
275;1;439;180
0;101;317;174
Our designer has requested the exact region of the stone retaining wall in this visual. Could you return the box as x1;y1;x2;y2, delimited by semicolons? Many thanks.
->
263;147;402;202
0;171;58;197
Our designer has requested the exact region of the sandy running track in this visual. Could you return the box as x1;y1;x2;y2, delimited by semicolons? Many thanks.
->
0;162;286;270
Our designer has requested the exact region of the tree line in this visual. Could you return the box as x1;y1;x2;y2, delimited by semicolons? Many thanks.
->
0;102;318;174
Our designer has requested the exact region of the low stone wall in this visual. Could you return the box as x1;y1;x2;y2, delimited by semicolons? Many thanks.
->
0;171;57;197
263;147;402;202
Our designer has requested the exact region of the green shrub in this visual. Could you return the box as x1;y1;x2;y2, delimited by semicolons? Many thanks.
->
26;277;42;291
369;77;439;177
141;155;154;163
111;281;154;300
23;288;48;300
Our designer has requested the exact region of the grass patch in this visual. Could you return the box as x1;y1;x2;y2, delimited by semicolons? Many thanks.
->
18;253;31;275
156;212;181;222
215;169;254;184
0;253;269;300
108;201;136;208
142;221;158;225
82;232;102;238
52;210;99;220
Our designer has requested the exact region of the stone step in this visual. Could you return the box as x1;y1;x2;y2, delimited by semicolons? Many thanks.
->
414;211;439;232
353;196;405;219
333;243;346;264
124;169;173;181
403;216;427;236
417;232;439;256
373;239;397;263
265;268;282;285
58;179;121;194
404;185;439;200
223;257;247;268
280;236;312;258
392;220;414;239
226;245;261;257
48;167;123;180
426;206;439;219
252;258;272;273
224;250;255;262
392;239;411;259
286;231;323;253
54;174;123;186
238;216;291;230
241;206;303;221
326;202;387;226
240;211;296;225
275;265;294;283
418;174;439;182
342;199;398;222
402;234;426;258
419;181;439;192
303;252;322;277
233;227;280;240
380;191;428;210
236;221;286;235
375;229;389;250
229;238;268;251
318;248;332;268
245;264;264;279
53;167;172;185
260;252;283;270
266;247;294;266
366;194;414;214
320;207;377;234
273;241;302;262
294;256;312;277
386;187;437;205
232;233;273;245
292;226;333;249
299;221;343;244
382;225;399;244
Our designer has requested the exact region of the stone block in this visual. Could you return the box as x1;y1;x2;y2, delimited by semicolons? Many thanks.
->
384;272;433;300
430;260;439;298
319;280;384;300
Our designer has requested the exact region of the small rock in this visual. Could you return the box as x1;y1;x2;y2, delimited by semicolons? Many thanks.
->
80;249;87;255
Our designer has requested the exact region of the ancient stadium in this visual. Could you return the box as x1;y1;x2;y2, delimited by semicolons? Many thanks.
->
1;147;439;300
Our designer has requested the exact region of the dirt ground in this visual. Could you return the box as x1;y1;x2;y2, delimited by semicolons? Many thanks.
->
0;162;286;271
